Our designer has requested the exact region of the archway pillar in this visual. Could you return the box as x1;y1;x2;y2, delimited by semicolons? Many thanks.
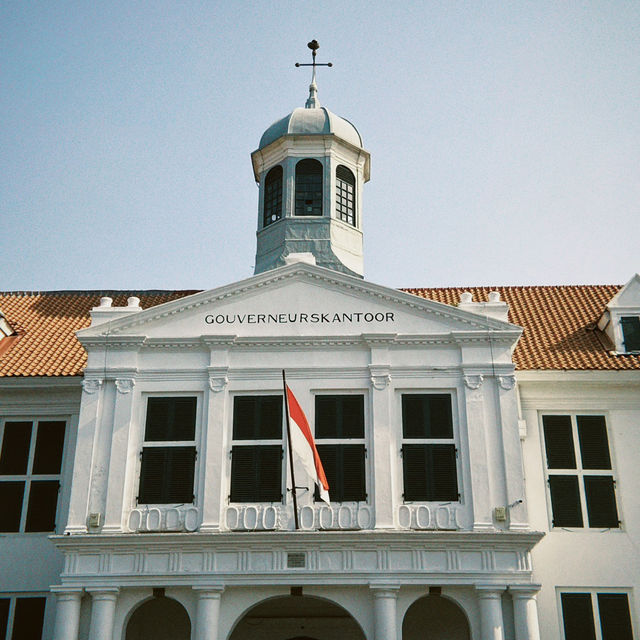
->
370;584;400;640
509;585;541;640
476;585;506;640
51;586;83;640
193;585;225;640
87;587;119;640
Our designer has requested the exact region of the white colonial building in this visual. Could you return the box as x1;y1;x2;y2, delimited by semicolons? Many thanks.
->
0;54;639;640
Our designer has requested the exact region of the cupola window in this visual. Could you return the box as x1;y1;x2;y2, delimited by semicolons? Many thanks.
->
295;159;323;216
263;165;283;227
335;165;356;226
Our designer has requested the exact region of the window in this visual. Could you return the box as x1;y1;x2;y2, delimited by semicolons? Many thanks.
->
0;419;65;532
620;316;640;352
230;396;283;502
542;415;619;528
314;395;366;502
138;397;197;504
263;165;283;227
560;591;633;640
401;395;458;502
0;596;46;640
335;165;356;226
295;159;323;216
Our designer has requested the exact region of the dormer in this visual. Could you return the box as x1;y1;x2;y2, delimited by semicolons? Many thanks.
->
597;274;640;354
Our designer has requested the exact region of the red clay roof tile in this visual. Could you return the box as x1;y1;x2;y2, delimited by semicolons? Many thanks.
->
0;285;638;376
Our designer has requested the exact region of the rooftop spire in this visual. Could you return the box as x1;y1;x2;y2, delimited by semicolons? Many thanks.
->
295;39;332;109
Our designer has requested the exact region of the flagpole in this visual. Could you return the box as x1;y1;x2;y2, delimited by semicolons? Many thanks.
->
282;369;300;530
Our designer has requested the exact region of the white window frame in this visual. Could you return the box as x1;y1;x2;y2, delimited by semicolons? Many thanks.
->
557;587;635;640
228;393;285;504
310;389;369;504
136;394;200;506
0;593;48;640
398;391;461;504
540;412;621;530
0;417;66;533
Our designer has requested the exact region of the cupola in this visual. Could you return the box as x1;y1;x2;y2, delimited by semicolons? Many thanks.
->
251;41;370;278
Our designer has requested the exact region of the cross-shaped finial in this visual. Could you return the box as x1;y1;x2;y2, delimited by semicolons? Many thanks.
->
295;40;332;109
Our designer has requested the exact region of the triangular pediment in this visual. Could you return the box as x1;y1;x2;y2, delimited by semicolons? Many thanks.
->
608;273;640;308
77;263;520;342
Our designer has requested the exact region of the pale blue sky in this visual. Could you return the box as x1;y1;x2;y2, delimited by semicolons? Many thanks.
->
1;1;638;291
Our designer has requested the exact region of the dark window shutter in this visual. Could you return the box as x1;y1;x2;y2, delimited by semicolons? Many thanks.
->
145;397;196;441
577;416;611;469
403;444;458;502
402;395;452;438
316;444;365;502
597;593;634;640
620;316;640;352
0;481;25;532
561;593;596;640
12;597;46;640
230;445;282;502
542;416;576;469
25;480;59;532
0;422;32;474
549;475;583;527
138;447;195;504
233;396;282;440
33;421;66;474
316;396;364;439
0;598;9;640
584;476;619;528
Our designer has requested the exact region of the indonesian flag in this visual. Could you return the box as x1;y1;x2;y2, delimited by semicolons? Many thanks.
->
286;385;330;504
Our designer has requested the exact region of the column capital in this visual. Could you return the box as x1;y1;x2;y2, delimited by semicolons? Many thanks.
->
509;584;541;598
369;584;400;597
50;585;84;594
476;584;507;598
86;587;119;601
193;585;225;598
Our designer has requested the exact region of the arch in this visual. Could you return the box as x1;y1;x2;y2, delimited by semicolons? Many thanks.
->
295;159;323;217
402;594;471;640
335;165;356;226
125;596;191;640
264;165;283;227
229;594;365;640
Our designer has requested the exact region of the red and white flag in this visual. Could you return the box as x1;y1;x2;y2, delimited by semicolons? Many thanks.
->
285;385;330;504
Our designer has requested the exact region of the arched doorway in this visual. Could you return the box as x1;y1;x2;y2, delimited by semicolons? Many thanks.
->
230;595;365;640
403;594;470;640
125;596;191;640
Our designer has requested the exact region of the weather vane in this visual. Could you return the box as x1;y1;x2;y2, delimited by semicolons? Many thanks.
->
295;40;332;108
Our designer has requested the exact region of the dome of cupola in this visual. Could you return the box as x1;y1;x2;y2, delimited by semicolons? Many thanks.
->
258;106;363;150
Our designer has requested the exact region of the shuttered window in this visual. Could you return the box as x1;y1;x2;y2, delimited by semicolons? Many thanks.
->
0;596;47;640
620;316;640;352
542;415;619;529
561;592;633;640
401;394;459;502
0;420;65;532
230;396;283;503
138;397;197;505
314;395;366;502
335;165;356;226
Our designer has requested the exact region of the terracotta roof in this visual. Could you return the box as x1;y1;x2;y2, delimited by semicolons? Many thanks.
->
0;285;638;377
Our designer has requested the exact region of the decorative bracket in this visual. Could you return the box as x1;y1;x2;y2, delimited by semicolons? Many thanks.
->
498;375;516;390
115;378;136;394
463;375;484;390
82;378;103;395
208;367;229;393
369;365;391;390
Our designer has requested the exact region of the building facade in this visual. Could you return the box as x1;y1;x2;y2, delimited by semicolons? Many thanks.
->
1;72;639;640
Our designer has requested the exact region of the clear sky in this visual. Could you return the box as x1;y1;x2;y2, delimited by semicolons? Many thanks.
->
1;1;638;292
